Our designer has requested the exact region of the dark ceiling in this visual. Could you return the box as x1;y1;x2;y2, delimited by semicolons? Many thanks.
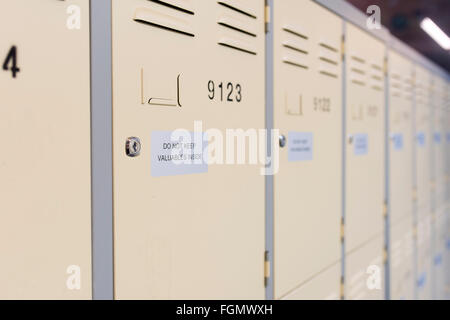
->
346;0;450;72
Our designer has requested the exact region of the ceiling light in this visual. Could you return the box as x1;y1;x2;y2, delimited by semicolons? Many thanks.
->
420;17;450;50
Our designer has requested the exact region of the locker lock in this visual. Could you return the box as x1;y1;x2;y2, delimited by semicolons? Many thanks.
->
348;134;353;144
125;137;141;157
279;134;287;148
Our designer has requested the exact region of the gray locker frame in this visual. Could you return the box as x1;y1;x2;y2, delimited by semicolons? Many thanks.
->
90;0;114;300
265;0;275;301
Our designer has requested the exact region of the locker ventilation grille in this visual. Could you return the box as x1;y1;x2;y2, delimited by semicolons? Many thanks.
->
133;0;195;37
391;72;414;101
281;25;309;70
349;55;366;86
390;73;402;98
217;1;258;55
369;63;383;92
415;82;428;107
318;41;339;79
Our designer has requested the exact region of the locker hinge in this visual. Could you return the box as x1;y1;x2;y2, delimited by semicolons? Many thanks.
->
264;250;270;288
340;217;345;242
412;188;418;201
382;201;388;218
383;57;388;76
383;246;388;264
413;225;418;238
341;35;345;61
340;276;345;300
264;1;270;34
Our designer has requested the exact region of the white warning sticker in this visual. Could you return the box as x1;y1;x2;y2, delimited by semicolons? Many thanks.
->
151;131;208;177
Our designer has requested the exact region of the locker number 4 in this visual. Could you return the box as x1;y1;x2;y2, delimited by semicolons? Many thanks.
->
3;46;20;78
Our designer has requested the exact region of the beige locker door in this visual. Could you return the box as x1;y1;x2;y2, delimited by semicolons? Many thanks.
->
433;78;446;211
345;23;385;253
272;0;342;299
0;0;91;299
390;217;414;300
434;211;446;299
387;51;414;300
417;214;432;299
281;262;341;300
346;235;384;300
415;66;432;220
388;50;414;226
112;0;265;299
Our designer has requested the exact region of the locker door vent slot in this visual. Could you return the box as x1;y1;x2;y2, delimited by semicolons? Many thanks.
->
369;63;383;92
281;25;309;70
147;0;195;15
319;70;338;78
217;1;257;19
217;39;257;55
351;67;365;75
319;56;338;65
282;59;308;69
350;55;365;63
319;42;338;52
218;18;257;37
351;80;365;86
349;54;366;86
133;5;195;37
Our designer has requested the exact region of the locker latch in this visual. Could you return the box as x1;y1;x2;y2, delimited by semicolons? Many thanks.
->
264;251;270;287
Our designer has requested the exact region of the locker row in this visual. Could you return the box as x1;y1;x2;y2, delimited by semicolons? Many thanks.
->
0;0;449;299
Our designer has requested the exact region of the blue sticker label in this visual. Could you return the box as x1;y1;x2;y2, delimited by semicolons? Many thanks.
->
392;133;403;151
434;254;442;266
417;132;425;147
288;132;313;161
434;132;441;144
151;131;208;177
353;133;368;155
417;272;426;288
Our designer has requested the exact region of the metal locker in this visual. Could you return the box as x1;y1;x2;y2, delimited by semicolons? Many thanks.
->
0;0;92;299
344;23;385;299
272;0;342;299
387;50;414;300
111;0;265;299
281;262;341;300
345;236;384;300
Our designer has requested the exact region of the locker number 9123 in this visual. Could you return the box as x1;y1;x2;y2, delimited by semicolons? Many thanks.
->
208;80;242;103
